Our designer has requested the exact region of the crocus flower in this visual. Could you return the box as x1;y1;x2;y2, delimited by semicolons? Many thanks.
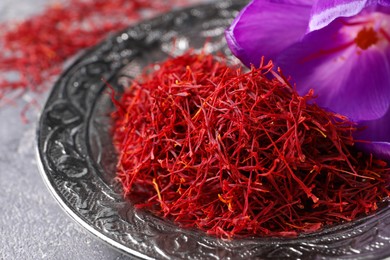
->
225;0;390;161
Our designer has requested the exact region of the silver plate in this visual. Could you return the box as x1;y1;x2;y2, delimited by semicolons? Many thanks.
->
36;1;390;259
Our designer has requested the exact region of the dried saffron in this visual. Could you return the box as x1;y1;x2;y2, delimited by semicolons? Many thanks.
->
0;0;194;102
111;52;390;238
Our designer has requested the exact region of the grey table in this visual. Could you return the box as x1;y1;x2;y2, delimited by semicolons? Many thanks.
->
0;0;205;258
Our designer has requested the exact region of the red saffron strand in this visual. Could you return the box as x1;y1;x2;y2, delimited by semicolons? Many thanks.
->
111;52;390;239
0;0;195;102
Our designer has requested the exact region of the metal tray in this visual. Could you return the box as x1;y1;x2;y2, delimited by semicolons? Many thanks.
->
36;1;390;259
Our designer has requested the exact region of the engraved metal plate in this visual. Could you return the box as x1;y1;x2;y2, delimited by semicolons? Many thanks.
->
36;1;390;259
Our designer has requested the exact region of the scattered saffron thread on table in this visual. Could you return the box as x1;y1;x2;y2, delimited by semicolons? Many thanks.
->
0;0;191;103
111;52;389;239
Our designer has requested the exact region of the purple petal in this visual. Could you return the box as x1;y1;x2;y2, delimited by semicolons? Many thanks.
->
359;109;390;142
379;0;390;6
357;142;390;163
308;0;390;32
276;18;390;122
355;102;390;162
225;0;312;67
356;107;390;162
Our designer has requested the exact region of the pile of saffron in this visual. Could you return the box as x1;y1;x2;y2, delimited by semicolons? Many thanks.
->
0;0;193;101
111;52;389;238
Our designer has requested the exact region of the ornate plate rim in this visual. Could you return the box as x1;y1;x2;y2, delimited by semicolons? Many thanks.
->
36;1;390;259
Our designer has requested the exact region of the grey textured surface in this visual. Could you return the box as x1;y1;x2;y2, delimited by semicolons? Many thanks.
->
0;98;130;259
0;1;199;259
0;100;133;260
